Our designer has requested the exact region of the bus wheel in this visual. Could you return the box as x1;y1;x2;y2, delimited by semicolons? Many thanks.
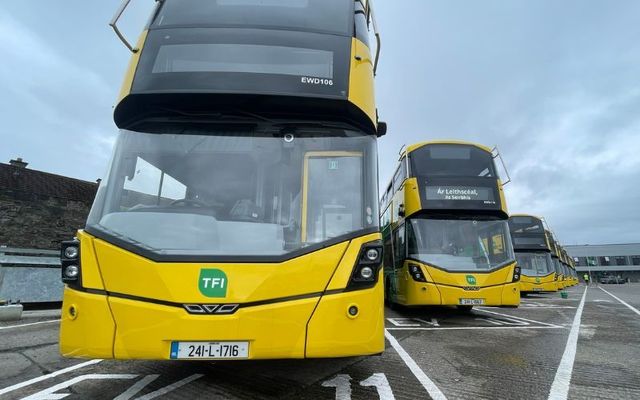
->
456;305;473;312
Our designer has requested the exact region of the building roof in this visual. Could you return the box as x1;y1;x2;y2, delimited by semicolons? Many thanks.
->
565;243;640;257
0;162;98;203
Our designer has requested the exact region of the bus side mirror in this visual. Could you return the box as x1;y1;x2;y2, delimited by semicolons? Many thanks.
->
377;121;387;137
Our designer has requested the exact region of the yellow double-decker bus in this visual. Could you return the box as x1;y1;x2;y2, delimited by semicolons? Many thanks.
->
59;0;387;360
569;253;578;285
546;232;565;290
381;141;520;310
562;248;577;286
508;215;557;293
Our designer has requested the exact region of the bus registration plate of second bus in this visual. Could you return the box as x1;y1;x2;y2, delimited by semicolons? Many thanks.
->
459;298;485;305
170;341;249;359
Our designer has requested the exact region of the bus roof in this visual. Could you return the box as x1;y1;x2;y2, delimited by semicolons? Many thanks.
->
404;140;494;157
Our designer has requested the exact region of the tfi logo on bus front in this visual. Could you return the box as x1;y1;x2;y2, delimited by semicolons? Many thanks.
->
198;269;228;298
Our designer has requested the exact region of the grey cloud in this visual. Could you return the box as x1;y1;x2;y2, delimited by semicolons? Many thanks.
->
1;0;638;244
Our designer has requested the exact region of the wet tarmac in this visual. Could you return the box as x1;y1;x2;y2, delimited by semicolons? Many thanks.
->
1;284;639;399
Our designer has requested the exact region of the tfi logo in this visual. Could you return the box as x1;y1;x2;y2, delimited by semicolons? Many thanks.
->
465;275;477;285
198;269;228;298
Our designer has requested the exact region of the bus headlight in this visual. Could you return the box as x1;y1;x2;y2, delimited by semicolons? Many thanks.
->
347;241;383;290
61;239;81;286
64;265;79;278
366;248;379;262
64;246;79;259
360;266;374;279
512;265;521;282
408;264;427;282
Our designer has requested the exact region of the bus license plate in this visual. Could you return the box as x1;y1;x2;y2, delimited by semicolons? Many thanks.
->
170;341;249;359
532;287;543;291
459;298;485;305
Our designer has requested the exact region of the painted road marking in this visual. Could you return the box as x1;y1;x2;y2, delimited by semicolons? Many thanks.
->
384;329;448;400
322;373;396;400
360;373;395;399
387;325;561;331
386;318;439;327
0;319;60;330
475;308;562;328
113;374;160;400
387;318;421;327
322;374;352;400
548;286;588;400
21;374;137;400
476;317;527;326
386;309;562;331
520;301;575;309
135;374;204;400
0;359;102;396
599;287;640;317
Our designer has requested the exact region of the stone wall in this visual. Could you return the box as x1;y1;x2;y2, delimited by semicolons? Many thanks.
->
0;192;92;250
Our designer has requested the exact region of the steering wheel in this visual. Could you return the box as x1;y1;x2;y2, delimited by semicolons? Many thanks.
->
170;198;209;208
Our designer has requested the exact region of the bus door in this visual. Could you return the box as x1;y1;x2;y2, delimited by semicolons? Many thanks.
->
393;223;407;303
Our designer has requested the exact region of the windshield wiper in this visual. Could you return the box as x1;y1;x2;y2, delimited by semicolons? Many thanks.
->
274;120;354;131
155;107;276;123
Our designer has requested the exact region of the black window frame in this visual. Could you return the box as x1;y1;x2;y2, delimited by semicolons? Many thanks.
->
392;223;406;270
392;158;407;192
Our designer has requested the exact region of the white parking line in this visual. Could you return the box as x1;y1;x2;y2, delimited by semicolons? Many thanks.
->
387;325;561;331
475;308;562;328
0;359;103;396
384;329;448;400
599;287;640;316
547;286;588;400
0;319;60;330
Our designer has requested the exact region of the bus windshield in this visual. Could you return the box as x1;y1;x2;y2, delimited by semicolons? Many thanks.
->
515;252;553;276
553;258;563;275
509;216;544;234
407;218;515;271
87;128;378;257
154;0;352;36
409;144;496;177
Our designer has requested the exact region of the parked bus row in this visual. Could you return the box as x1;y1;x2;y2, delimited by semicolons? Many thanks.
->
508;215;578;294
57;0;576;362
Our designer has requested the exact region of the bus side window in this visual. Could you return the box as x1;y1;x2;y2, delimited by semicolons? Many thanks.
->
385;183;393;208
393;224;405;269
354;0;370;47
381;206;391;228
392;159;407;192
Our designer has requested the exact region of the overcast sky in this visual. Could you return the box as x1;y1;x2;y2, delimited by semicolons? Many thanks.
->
1;0;639;245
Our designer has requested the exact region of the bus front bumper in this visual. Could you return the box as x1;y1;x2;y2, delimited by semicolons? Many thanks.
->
59;285;384;360
403;281;520;307
520;278;557;293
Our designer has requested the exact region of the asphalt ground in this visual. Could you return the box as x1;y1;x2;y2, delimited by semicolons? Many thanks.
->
1;284;639;400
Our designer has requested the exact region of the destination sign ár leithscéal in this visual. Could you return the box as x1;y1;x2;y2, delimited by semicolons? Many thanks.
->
426;186;493;202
